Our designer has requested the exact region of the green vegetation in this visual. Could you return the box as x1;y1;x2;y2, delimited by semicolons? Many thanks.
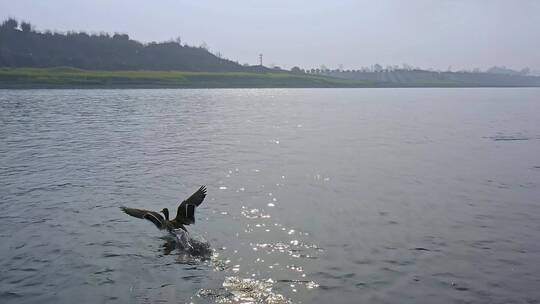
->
0;67;374;88
3;67;539;88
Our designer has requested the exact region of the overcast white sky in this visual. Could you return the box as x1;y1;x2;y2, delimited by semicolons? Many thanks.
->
1;0;539;71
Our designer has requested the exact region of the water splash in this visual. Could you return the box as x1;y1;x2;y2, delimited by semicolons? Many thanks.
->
162;229;212;263
198;276;291;304
174;229;194;251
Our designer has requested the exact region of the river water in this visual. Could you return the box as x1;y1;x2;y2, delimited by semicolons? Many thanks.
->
1;88;540;304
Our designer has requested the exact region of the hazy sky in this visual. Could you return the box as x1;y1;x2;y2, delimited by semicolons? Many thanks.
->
1;0;539;71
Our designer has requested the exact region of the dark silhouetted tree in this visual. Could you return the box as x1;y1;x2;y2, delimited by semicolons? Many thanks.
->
1;18;18;30
113;33;129;40
20;21;32;33
291;66;303;74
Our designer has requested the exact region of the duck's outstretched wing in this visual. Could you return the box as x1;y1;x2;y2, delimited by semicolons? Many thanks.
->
121;207;166;230
174;186;207;225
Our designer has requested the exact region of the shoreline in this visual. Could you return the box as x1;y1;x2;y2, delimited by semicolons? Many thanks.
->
3;85;540;89
1;68;539;89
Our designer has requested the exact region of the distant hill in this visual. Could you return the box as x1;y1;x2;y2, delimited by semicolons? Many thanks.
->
0;18;256;72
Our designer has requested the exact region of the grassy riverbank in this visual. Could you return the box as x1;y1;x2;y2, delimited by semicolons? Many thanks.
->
2;67;537;89
0;67;371;88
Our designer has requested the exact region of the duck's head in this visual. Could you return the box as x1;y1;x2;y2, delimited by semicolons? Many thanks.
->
161;208;170;220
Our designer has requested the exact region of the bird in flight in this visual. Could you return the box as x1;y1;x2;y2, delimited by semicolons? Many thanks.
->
121;186;207;232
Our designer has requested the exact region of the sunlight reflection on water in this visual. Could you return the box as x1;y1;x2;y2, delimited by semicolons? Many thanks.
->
1;88;540;303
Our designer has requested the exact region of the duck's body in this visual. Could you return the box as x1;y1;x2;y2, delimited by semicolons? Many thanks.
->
121;186;207;232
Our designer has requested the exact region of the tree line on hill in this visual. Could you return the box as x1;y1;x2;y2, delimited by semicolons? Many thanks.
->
0;18;267;72
289;64;540;87
319;69;540;86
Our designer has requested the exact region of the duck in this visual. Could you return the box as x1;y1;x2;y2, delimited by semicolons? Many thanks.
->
121;185;207;232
